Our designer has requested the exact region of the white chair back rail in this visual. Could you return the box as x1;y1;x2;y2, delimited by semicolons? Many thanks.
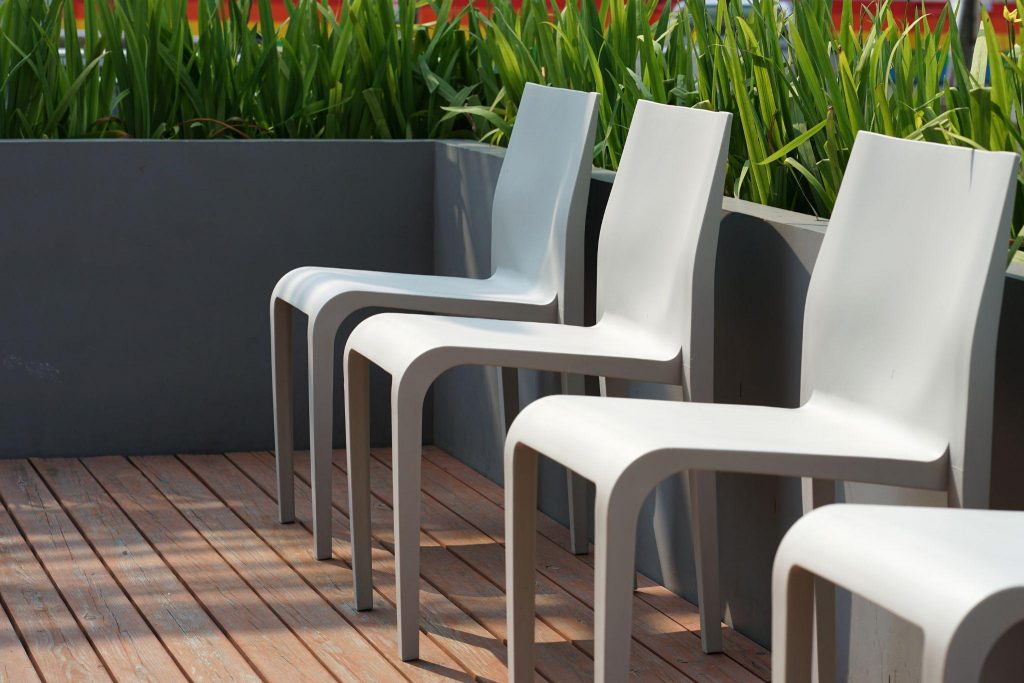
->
801;133;1018;506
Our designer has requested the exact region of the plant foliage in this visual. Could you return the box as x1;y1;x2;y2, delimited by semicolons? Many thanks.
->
0;0;1021;257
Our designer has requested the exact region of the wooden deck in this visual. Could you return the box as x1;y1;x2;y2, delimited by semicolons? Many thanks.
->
0;447;770;682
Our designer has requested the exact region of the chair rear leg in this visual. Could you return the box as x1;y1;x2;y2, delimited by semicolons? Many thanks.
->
562;372;590;555
506;443;540;683
308;319;336;560
803;478;837;683
501;366;520;431
272;297;296;524
689;470;723;653
594;488;638;683
601;377;636;588
345;350;373;610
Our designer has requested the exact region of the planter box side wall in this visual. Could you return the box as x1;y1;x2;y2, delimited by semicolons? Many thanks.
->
0;140;436;457
430;145;1024;660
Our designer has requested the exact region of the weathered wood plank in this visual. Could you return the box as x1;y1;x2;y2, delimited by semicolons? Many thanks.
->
0;460;184;682
230;451;530;683
292;450;591;683
393;448;761;683
420;446;772;681
0;499;111;682
181;453;469;683
0;590;41;683
81;456;336;683
33;457;261;683
347;450;694;682
130;455;402;683
296;450;589;679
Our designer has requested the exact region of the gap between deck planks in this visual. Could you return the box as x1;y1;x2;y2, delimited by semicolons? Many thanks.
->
0;450;770;682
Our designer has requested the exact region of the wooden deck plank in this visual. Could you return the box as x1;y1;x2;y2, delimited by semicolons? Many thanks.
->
287;451;593;683
180;453;471;683
0;586;42;683
130;455;402;683
81;456;337;683
391;449;761;683
0;451;771;682
341;450;697;683
231;451;538;683
0;460;185;682
420;446;772;681
0;498;111;682
33;457;262;683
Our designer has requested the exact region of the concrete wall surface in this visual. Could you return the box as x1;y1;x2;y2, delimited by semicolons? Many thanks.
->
0;139;435;457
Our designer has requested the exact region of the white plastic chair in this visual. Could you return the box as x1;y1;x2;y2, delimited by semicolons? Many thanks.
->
270;83;599;559
343;101;733;660
502;132;1018;682
773;505;1024;682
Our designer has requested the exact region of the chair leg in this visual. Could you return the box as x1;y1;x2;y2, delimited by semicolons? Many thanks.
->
392;380;427;661
271;297;295;524
803;478;837;683
562;372;590;555
506;443;540;683
601;377;635;589
344;350;373;611
501;366;520;431
594;487;637;683
688;470;723;653
773;564;815;683
308;319;336;561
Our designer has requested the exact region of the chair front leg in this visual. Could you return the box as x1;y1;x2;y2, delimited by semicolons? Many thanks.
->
562;372;591;555
344;349;373;610
308;317;337;561
689;469;723;653
271;297;295;524
391;377;429;661
506;442;540;683
593;485;638;683
772;562;816;683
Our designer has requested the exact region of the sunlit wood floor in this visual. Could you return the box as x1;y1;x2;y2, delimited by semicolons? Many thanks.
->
0;447;770;681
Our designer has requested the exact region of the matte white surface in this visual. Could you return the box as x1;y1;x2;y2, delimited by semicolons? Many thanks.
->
502;132;1018;682
270;83;600;559
774;504;1024;681
343;101;733;660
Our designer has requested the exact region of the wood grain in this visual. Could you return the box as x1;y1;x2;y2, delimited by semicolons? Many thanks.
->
0;588;41;683
0;451;771;682
421;446;772;681
82;456;336;683
0;500;110;682
180;452;465;683
33;457;261;683
231;451;523;683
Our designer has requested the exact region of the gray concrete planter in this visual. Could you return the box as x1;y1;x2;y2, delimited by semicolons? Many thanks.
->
432;142;1024;677
2;138;1021;679
0;139;436;457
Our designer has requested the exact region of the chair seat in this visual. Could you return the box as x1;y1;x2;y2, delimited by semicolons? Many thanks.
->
776;505;1024;629
345;313;682;384
274;266;556;318
505;394;949;491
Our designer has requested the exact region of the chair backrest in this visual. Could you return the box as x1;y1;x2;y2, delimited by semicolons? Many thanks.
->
490;83;600;325
594;101;732;400
800;132;1018;507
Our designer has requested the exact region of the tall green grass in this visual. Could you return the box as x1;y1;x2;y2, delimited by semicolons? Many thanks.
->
0;0;480;139
0;0;1021;257
458;0;1024;258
